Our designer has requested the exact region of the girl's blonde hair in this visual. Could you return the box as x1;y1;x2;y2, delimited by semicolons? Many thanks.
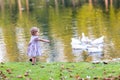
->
30;27;39;35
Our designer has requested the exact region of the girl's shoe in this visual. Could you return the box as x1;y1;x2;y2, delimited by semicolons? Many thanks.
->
29;59;32;62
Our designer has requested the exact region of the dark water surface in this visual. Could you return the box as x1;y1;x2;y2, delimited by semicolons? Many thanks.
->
0;0;120;62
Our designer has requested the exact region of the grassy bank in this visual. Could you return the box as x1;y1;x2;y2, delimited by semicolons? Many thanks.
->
0;62;120;80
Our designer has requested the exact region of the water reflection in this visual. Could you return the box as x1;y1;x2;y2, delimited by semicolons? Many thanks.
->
15;27;28;61
72;49;103;61
0;28;7;62
15;27;27;54
72;49;83;62
47;38;67;62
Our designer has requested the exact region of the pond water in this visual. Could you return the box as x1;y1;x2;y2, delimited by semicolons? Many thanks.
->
0;0;120;62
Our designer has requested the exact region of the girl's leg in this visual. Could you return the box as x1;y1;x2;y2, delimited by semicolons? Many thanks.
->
32;57;36;65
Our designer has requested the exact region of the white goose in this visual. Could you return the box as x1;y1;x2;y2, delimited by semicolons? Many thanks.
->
71;38;81;45
87;46;103;53
71;38;87;50
91;36;104;45
81;33;87;43
71;33;105;53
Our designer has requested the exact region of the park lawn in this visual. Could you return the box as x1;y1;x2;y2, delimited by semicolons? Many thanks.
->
0;62;120;80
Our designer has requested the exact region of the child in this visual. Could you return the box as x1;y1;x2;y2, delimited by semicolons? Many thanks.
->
27;27;50;65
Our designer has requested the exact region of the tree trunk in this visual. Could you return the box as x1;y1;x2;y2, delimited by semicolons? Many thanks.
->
94;0;97;5
78;0;81;6
0;0;4;14
54;0;58;7
105;0;108;12
9;0;12;14
46;0;49;3
54;0;59;14
26;0;29;14
62;0;65;6
89;0;92;6
72;0;75;7
18;0;22;16
110;0;113;7
46;0;49;6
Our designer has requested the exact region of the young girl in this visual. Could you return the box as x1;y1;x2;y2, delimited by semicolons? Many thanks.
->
27;27;50;65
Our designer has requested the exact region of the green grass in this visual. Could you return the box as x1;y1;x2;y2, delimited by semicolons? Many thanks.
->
0;62;120;80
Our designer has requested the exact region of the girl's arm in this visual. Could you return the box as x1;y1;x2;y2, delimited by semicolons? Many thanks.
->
35;38;50;43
